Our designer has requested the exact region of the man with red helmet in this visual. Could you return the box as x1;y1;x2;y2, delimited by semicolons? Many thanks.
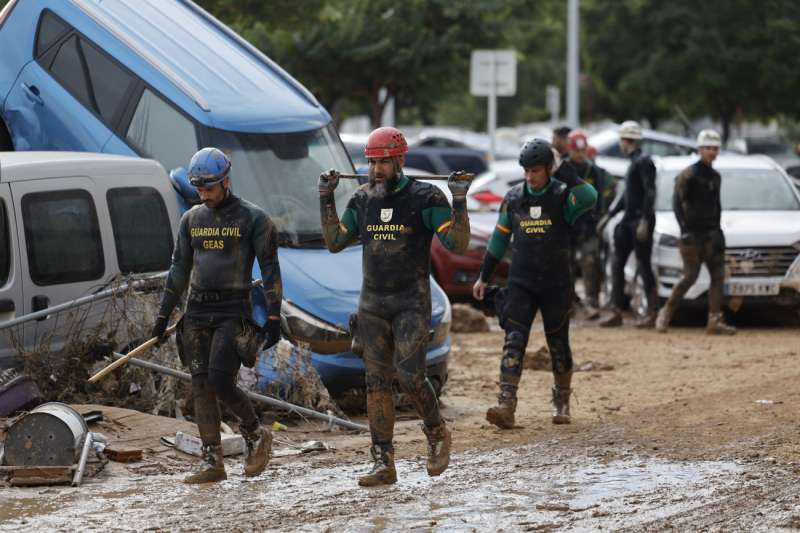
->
318;127;472;486
566;130;609;317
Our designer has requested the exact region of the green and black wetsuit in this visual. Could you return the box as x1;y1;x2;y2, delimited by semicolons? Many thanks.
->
480;163;597;402
320;173;469;446
157;192;282;442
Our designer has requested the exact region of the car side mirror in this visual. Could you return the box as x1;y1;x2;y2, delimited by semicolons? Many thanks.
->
169;167;200;207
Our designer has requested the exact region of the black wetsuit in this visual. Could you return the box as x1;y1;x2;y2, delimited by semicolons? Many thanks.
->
606;148;657;310
665;160;726;313
569;160;607;306
157;192;282;441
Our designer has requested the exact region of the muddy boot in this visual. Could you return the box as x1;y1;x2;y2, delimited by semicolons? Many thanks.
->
358;444;397;487
599;308;622;328
706;312;736;335
583;300;601;320
635;289;659;329
422;422;451;476
184;444;226;484
655;302;674;333
486;397;516;429
242;425;272;477
551;385;572;424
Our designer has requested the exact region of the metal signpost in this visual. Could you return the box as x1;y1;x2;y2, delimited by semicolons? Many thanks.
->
470;49;517;161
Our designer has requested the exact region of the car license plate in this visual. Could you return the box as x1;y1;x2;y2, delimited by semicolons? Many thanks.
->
724;282;780;296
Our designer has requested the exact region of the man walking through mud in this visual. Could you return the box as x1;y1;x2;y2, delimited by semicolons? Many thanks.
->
656;130;736;335
318;127;472;486
473;139;597;429
151;147;282;483
598;120;659;328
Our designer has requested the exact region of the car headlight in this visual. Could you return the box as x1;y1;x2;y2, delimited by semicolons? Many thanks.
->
658;233;679;247
430;298;451;346
281;299;351;354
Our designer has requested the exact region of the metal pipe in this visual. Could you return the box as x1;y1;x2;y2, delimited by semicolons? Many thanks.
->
112;353;368;432
0;272;168;331
72;432;93;487
337;173;468;181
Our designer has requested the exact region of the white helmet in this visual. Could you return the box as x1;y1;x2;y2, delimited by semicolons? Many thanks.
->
696;129;721;148
619;120;642;140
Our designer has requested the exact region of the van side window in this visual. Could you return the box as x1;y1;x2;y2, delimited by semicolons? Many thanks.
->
36;11;137;130
35;10;70;59
0;201;10;286
107;187;173;273
22;190;104;285
125;88;198;172
49;35;94;111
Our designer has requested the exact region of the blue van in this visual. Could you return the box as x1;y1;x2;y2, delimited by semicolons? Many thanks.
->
0;0;451;397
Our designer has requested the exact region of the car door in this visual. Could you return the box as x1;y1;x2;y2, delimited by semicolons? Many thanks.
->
0;183;25;367
10;177;112;316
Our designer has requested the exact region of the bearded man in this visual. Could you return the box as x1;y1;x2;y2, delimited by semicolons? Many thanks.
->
318;127;471;486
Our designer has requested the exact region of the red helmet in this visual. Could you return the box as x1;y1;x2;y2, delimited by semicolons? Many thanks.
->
364;127;408;158
586;145;597;159
567;130;588;151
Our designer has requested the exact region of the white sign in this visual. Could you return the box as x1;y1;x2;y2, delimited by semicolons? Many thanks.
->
470;50;517;97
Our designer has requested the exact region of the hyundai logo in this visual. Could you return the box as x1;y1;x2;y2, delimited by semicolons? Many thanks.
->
741;249;762;261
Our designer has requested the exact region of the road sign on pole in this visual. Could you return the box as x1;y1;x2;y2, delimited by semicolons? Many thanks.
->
470;49;517;161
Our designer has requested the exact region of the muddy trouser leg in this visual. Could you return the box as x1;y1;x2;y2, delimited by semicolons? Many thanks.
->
633;230;656;295
665;240;702;309
393;308;441;428
207;318;259;434
498;285;537;403
611;223;635;310
540;286;573;384
183;319;222;446
705;231;726;315
359;308;396;447
580;236;602;306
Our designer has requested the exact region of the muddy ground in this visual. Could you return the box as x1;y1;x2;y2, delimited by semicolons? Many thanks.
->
1;313;800;532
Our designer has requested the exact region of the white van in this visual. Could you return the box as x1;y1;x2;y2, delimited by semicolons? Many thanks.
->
0;152;181;367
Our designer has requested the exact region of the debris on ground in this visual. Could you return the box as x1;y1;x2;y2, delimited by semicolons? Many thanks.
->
576;361;615;372
172;431;244;457
451;304;490;333
0;368;42;417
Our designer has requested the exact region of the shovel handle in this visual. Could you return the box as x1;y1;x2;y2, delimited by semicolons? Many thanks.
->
88;324;178;384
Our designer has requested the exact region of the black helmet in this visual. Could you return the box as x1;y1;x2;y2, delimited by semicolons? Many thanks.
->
519;138;554;168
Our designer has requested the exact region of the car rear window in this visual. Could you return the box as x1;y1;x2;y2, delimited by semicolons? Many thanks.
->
107;187;173;273
22;190;104;285
35;10;69;58
0;200;10;286
404;153;437;174
441;154;487;175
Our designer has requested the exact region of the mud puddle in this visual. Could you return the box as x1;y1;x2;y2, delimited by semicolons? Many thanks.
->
0;445;748;532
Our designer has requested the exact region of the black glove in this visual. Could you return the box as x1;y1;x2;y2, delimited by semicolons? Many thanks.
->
260;318;281;350
447;171;472;203
318;169;340;196
150;316;168;345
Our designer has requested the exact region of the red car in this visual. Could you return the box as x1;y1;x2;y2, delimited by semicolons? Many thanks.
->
431;211;510;301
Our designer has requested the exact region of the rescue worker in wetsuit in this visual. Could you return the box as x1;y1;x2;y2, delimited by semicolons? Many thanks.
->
566;130;608;319
151;148;282;484
473;139;597;428
318;127;471;487
656;130;736;335
598;121;659;328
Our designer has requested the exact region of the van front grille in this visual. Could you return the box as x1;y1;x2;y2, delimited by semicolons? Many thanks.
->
725;247;798;277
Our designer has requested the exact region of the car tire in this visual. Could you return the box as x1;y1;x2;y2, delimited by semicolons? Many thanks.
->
0;121;13;151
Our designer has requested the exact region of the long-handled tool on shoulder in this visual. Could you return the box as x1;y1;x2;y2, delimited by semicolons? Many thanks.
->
88;278;265;384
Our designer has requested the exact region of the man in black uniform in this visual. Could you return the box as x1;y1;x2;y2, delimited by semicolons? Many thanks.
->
318;127;471;487
656;130;736;335
599;120;659;328
552;125;572;158
151;147;282;484
566;130;607;318
473;139;597;429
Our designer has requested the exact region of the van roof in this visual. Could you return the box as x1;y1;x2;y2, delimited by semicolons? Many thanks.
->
72;0;331;133
0;151;165;181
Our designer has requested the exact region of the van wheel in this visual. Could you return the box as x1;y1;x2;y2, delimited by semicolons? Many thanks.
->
0;121;12;151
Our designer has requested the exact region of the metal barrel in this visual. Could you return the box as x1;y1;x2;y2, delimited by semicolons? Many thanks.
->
3;402;88;466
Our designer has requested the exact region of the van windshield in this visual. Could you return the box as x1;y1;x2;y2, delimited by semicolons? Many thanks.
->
208;124;357;245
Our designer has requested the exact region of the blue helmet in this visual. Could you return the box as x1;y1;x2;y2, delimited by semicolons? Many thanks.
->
188;147;231;187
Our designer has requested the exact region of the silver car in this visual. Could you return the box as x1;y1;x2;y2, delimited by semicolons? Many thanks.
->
603;154;800;317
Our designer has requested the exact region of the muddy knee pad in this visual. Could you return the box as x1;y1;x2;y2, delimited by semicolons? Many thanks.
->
365;372;392;393
546;336;573;375
191;374;221;446
500;330;527;384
